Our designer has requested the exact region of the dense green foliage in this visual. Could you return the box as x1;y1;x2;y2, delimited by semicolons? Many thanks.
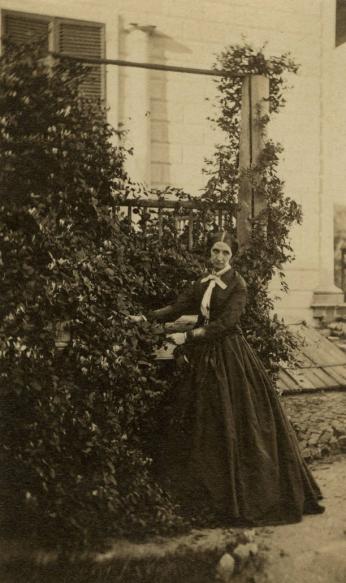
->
0;40;301;546
0;42;190;545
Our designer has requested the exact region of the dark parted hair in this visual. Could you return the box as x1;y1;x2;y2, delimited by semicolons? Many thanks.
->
207;231;239;256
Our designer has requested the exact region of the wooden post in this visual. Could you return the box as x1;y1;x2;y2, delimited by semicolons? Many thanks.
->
237;75;269;249
188;212;194;251
158;207;163;239
127;204;132;224
342;248;346;299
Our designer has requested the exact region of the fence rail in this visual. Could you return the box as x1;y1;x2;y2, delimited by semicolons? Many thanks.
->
118;198;233;250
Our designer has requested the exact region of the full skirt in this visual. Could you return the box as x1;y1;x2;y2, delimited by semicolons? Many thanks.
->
160;333;323;526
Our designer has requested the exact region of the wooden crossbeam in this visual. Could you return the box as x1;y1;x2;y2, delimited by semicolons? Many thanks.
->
117;198;229;210
50;51;244;78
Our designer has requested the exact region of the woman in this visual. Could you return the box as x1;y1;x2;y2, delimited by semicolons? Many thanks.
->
147;231;324;526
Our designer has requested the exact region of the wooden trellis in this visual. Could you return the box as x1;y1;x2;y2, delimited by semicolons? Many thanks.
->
53;51;270;247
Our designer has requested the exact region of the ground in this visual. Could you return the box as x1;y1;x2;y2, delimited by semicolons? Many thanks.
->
1;456;345;582
256;455;346;583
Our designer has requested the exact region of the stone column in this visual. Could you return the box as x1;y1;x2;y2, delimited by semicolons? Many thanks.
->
312;0;344;321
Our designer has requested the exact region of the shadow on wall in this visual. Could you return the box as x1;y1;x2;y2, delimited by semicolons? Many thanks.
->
118;15;192;189
148;30;192;190
334;203;346;298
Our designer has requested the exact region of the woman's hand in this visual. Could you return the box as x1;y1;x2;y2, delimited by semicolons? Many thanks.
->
166;332;187;345
167;328;206;345
189;327;205;339
127;314;147;323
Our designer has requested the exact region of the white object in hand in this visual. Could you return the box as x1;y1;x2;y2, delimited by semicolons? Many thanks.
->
127;314;147;322
167;332;187;345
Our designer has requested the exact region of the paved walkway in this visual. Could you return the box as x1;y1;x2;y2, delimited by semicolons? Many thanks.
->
257;456;346;583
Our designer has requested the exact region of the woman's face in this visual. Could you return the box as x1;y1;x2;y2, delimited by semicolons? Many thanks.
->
210;242;232;271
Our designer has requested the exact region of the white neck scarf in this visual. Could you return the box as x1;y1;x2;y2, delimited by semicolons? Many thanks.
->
200;265;231;320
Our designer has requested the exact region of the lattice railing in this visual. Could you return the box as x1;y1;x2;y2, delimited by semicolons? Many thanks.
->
118;198;232;251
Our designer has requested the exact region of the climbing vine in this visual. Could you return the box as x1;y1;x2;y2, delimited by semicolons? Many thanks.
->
202;42;302;373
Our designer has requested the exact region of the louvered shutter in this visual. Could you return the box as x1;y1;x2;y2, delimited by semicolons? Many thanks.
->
3;12;49;53
57;21;105;101
336;0;346;46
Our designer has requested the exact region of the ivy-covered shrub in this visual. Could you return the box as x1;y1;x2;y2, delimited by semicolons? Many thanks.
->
0;42;191;546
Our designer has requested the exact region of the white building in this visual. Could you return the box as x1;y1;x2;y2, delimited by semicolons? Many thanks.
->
1;0;345;323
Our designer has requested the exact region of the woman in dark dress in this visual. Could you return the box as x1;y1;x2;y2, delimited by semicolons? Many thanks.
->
147;231;324;526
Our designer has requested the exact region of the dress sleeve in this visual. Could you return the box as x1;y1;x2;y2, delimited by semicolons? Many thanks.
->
147;283;197;323
200;276;247;339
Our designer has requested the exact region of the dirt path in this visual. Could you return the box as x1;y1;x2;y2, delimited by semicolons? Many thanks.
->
256;456;346;583
1;458;345;583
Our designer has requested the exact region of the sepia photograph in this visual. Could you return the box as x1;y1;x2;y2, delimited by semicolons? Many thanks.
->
0;1;346;582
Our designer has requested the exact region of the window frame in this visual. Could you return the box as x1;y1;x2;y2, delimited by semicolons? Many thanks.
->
1;8;106;102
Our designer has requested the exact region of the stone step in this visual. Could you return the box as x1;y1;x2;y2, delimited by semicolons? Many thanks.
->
317;336;346;353
318;328;332;337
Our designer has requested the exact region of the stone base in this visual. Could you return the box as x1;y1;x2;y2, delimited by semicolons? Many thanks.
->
311;285;345;324
312;303;346;324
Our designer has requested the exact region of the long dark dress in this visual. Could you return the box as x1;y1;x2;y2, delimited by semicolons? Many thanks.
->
151;268;323;526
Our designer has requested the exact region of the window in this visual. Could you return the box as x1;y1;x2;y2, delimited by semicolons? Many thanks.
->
336;0;346;47
2;10;105;101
